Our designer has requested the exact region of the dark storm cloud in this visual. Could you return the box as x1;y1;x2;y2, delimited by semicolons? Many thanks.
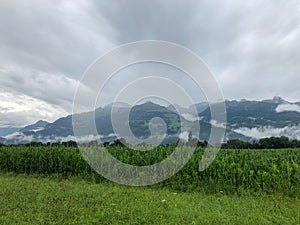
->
0;0;299;126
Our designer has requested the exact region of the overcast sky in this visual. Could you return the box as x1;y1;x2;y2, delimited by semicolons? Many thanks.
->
0;0;299;127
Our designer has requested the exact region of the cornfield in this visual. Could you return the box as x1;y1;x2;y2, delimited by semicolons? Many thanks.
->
0;146;299;195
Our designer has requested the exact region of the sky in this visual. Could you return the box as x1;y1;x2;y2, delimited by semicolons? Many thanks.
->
0;0;299;127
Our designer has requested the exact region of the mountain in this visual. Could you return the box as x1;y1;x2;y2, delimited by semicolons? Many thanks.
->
197;97;300;140
0;127;20;136
128;101;181;137
0;136;6;143
199;98;300;129
20;120;49;134
2;97;300;144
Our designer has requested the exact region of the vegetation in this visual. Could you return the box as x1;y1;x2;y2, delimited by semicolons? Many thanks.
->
0;175;299;225
0;145;299;196
222;136;300;149
0;144;299;224
2;135;300;150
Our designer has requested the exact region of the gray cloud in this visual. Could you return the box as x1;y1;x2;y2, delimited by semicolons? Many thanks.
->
0;91;67;126
0;0;115;77
234;124;300;140
0;0;299;127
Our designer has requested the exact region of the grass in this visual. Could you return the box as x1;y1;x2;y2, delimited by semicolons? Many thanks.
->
0;174;299;225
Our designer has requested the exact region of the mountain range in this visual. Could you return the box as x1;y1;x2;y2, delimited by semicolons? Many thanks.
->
1;96;300;145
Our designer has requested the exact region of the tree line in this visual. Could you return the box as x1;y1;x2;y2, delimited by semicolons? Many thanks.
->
1;135;300;149
221;136;300;149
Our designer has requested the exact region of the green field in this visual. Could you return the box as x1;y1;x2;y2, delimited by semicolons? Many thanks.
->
0;175;299;225
0;146;299;224
0;146;299;195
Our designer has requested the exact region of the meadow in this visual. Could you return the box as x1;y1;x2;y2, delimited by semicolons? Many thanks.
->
1;175;299;225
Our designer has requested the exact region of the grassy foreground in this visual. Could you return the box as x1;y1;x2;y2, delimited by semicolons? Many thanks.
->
0;175;299;225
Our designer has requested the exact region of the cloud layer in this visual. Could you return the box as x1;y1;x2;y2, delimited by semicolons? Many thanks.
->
0;0;299;127
276;103;300;113
234;124;300;140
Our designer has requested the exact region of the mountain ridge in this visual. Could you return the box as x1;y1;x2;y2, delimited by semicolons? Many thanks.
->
1;97;300;144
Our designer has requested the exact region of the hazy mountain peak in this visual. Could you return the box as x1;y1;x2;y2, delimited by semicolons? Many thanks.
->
35;120;49;125
20;120;49;133
134;101;165;109
103;102;131;109
272;96;288;104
